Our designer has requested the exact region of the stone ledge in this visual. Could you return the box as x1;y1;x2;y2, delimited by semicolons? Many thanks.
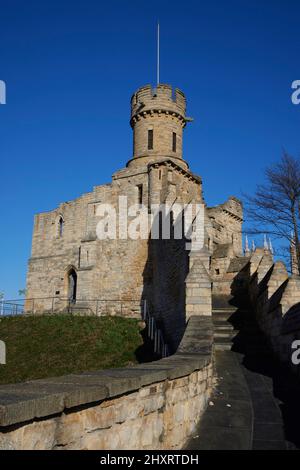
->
0;316;212;428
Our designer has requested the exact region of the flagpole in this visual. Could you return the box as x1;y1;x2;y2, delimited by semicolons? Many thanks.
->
157;22;160;85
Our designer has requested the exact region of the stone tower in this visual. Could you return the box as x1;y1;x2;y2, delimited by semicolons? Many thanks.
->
127;84;190;169
25;81;243;347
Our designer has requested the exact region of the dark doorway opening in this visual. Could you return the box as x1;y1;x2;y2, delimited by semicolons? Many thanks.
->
68;269;77;304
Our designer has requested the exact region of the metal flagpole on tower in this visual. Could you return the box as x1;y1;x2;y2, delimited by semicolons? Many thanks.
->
157;22;160;85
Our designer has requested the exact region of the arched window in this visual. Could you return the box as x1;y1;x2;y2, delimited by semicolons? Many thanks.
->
67;268;77;304
59;217;64;237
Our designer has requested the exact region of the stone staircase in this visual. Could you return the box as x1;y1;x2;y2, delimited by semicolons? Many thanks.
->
211;294;238;350
187;294;296;450
212;294;272;355
212;306;238;350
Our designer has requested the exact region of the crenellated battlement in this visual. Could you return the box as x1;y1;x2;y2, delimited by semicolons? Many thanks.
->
128;83;189;167
131;84;186;120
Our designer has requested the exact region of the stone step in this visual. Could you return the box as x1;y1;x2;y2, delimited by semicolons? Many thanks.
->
213;307;237;314
212;295;239;310
214;336;235;352
214;342;233;351
214;330;237;339
212;321;235;330
214;334;234;342
212;312;235;322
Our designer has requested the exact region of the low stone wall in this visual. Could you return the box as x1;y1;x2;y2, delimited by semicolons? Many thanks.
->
0;316;213;450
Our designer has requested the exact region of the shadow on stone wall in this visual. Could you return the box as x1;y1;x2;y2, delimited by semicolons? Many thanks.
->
230;304;300;449
225;261;300;450
134;327;162;363
141;211;190;355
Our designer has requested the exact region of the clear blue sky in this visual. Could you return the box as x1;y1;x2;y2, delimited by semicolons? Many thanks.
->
0;0;299;299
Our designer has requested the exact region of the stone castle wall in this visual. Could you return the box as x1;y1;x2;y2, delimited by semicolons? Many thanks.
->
25;83;243;352
207;196;243;257
239;249;300;369
26;170;150;315
26;156;204;351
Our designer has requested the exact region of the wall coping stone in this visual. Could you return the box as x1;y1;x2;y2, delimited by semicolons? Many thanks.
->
0;316;213;428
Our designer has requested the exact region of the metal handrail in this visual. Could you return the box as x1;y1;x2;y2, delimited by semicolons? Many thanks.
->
6;297;143;303
142;300;169;358
4;297;144;316
0;301;25;316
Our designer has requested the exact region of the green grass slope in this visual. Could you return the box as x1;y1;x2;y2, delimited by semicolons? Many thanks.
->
0;315;144;384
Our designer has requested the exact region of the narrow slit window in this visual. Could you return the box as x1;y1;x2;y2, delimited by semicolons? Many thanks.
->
170;211;174;239
172;132;177;152
78;246;81;268
148;129;153;150
137;185;143;205
159;211;163;239
59;217;64;237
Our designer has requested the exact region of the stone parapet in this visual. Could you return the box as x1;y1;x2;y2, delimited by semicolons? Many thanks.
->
0;316;213;450
239;248;300;367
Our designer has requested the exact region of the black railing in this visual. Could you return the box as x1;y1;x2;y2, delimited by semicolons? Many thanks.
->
4;297;144;317
0;301;25;316
142;300;169;358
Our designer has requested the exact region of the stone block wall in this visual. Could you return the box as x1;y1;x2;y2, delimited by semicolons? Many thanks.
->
207;196;243;257
25;156;211;364
185;253;212;319
26;158;200;317
245;250;300;365
26;168;151;314
0;316;213;450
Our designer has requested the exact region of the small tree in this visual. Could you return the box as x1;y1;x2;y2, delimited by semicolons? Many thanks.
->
244;152;300;272
0;292;4;316
18;289;27;297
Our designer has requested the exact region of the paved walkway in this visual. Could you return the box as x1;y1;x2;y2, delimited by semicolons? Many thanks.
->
186;307;300;450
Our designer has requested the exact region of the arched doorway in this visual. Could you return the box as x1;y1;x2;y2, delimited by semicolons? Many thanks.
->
68;269;77;304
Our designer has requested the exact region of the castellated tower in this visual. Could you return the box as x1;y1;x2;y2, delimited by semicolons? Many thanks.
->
25;81;243;352
128;84;189;169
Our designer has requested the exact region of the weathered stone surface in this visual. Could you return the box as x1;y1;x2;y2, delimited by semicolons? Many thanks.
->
0;379;109;416
42;372;141;398
0;314;213;450
0;362;213;450
0;390;64;427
